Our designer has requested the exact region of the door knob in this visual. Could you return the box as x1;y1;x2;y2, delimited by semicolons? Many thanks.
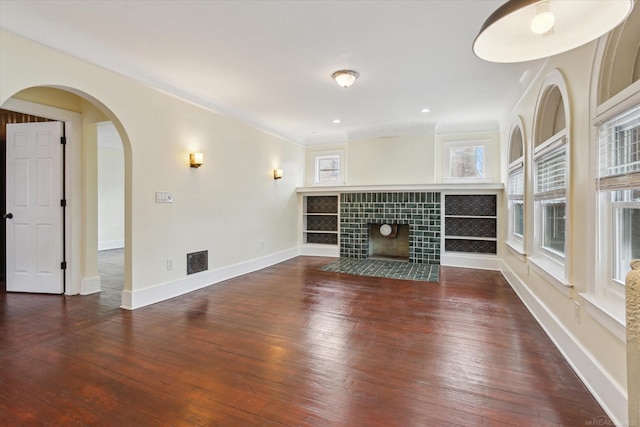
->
3;213;13;219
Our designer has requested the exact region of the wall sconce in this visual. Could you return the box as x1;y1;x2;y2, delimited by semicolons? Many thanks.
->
190;152;204;168
273;168;283;180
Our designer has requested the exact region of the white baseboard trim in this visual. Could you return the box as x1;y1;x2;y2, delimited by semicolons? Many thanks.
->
441;252;501;270
98;240;124;251
299;244;339;257
501;261;628;426
81;276;101;295
121;247;300;311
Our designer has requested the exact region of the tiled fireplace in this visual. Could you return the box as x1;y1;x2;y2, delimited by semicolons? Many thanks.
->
339;192;441;264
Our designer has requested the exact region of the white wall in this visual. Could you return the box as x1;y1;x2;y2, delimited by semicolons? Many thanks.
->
347;135;435;185
0;30;305;308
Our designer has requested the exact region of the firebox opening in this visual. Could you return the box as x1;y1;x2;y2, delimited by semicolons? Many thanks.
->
368;223;410;261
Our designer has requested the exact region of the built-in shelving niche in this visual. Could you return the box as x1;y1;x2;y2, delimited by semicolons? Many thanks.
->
444;194;497;254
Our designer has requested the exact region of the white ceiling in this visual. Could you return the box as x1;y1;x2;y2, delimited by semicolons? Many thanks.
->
0;0;543;145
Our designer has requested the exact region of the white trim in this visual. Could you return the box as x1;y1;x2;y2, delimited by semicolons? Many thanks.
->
441;252;501;270
297;183;504;194
98;240;125;251
80;276;101;295
300;244;339;257
580;292;626;342
595;79;640;125
501;262;628;427
121;247;300;310
505;241;526;261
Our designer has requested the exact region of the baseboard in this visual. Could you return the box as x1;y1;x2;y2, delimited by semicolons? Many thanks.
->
80;275;101;295
98;240;124;251
299;244;340;257
121;247;300;310
441;252;501;270
501;261;627;426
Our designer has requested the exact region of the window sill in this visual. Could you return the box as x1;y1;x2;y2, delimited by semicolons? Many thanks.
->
505;241;526;262
579;293;625;342
528;256;572;297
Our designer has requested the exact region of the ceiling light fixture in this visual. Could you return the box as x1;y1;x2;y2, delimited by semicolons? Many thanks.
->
420;108;431;113
530;1;554;34
332;119;341;124
473;0;634;63
332;70;359;88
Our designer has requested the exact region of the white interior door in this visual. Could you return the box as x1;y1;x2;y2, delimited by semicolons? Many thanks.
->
6;121;64;293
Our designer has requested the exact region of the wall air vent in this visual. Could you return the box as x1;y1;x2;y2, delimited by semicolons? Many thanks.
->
187;250;208;275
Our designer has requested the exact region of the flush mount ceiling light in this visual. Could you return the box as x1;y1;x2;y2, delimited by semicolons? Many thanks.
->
473;0;634;63
332;70;359;88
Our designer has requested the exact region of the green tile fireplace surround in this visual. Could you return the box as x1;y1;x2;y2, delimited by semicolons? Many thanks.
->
297;184;503;266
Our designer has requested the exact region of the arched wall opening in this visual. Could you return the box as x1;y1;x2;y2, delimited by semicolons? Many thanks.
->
1;85;132;306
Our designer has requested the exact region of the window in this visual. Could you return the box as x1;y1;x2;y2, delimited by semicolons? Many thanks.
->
507;122;525;253
449;145;484;178
535;144;567;256
598;104;640;287
443;139;493;182
534;142;567;262
508;167;524;237
315;154;341;184
530;79;569;284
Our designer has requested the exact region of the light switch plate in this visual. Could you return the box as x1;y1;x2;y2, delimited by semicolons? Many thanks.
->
155;191;174;203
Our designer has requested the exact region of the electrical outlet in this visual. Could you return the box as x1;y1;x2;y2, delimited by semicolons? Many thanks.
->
574;301;581;324
260;241;265;251
167;258;174;271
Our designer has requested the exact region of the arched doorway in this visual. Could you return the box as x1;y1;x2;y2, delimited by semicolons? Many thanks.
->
1;86;131;307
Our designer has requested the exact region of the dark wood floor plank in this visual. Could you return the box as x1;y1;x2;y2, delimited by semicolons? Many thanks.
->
0;256;611;426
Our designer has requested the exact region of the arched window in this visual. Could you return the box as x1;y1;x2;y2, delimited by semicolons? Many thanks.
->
531;71;570;284
591;5;640;323
507;118;525;253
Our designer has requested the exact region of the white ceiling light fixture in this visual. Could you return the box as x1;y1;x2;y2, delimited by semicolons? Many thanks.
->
332;70;359;88
473;0;634;63
530;1;554;34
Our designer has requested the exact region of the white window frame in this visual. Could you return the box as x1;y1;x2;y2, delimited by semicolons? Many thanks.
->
592;100;640;325
531;133;568;284
311;149;345;186
443;139;492;182
507;163;525;252
506;120;526;255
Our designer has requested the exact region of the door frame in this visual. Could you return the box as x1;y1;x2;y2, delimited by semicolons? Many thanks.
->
3;98;85;296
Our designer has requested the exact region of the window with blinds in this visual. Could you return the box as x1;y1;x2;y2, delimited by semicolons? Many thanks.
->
535;145;566;199
598;103;640;190
508;167;524;200
598;103;640;284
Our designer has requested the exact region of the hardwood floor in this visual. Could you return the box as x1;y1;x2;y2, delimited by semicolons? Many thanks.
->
0;257;610;426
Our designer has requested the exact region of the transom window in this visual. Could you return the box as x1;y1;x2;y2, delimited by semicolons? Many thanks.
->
315;154;341;184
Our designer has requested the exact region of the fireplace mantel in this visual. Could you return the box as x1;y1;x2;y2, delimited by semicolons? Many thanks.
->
296;183;503;194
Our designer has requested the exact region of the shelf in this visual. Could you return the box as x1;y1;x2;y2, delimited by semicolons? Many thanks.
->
444;236;497;241
444;215;497;219
303;195;339;247
443;193;498;255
